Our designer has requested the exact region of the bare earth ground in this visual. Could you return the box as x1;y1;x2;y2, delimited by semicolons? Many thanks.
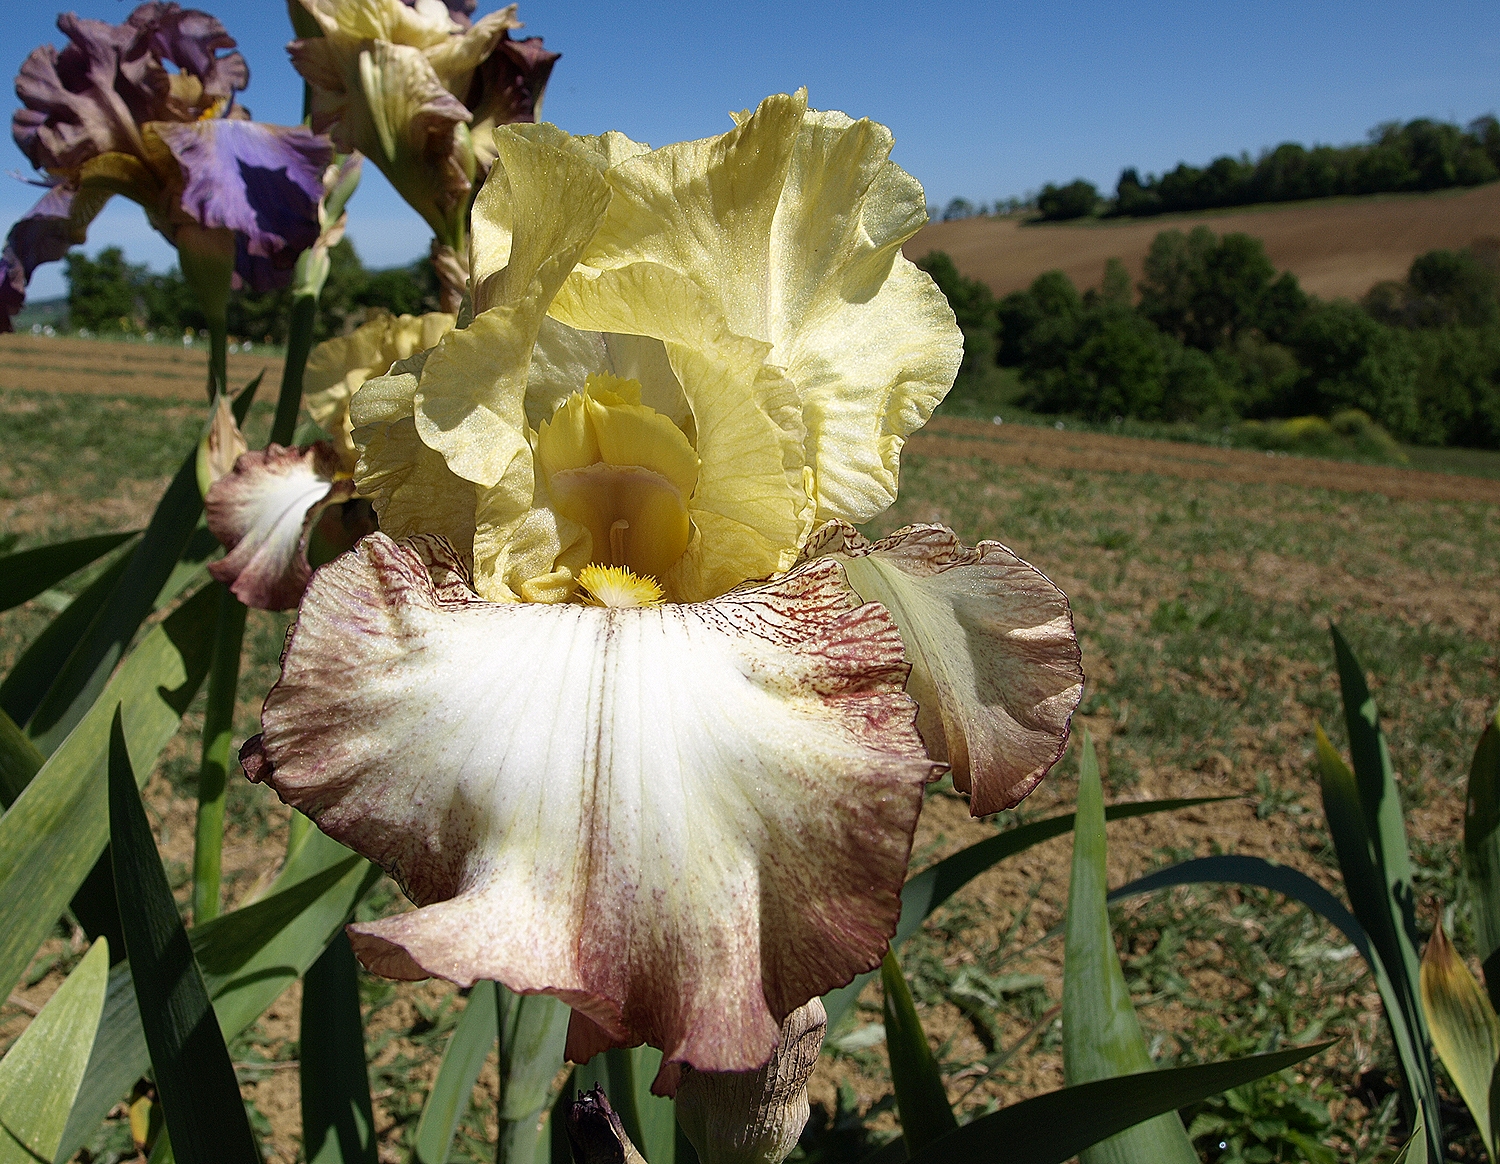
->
913;417;1500;506
0;333;284;399
2;380;1498;1161
907;181;1500;300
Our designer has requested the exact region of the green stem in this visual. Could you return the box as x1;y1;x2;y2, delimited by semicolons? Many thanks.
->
192;584;247;924
207;317;228;401
272;292;319;446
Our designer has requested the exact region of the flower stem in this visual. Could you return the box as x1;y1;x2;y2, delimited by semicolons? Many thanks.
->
192;583;247;924
208;317;228;401
272;291;319;447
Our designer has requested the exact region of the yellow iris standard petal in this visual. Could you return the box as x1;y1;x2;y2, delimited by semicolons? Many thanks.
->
350;350;479;560
307;310;457;470
551;263;813;601
557;91;961;528
414;128;612;488
355;98;961;603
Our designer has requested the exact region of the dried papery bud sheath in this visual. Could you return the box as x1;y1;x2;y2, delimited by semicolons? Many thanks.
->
675;999;827;1164
564;1086;647;1164
196;393;248;497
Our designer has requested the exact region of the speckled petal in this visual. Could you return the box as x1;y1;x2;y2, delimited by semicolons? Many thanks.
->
205;441;353;610
809;521;1083;816
242;537;933;1088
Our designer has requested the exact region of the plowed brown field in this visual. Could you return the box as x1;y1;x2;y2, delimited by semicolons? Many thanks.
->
907;181;1500;301
910;416;1500;505
0;332;284;399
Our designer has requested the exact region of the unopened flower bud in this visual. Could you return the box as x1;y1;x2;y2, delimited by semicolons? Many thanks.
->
675;999;827;1164
564;1085;648;1164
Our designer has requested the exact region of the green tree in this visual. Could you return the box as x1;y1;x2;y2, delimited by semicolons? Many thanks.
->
64;247;144;331
1096;257;1132;307
1290;301;1420;438
1139;227;1303;350
1037;179;1098;221
1407;248;1499;328
915;250;999;392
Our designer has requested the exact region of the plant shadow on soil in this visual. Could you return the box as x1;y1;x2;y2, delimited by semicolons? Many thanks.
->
1;388;1498;1163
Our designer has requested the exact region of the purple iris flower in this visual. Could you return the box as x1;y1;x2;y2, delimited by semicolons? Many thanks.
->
1;3;334;332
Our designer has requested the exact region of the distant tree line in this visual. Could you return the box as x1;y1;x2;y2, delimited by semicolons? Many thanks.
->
62;240;442;343
918;228;1500;448
1031;115;1500;222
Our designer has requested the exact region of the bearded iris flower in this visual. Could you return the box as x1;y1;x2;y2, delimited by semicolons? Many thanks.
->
1;2;334;332
288;0;557;309
242;92;1083;1091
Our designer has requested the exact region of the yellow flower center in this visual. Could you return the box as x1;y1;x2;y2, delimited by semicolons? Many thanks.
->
575;564;664;608
534;374;700;584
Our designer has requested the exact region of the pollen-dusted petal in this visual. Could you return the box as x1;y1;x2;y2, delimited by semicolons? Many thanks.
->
307;309;457;469
812;522;1083;816
244;537;934;1086
791;256;959;524
205;442;353;611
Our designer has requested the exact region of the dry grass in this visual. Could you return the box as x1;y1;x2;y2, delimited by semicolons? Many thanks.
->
909;182;1500;301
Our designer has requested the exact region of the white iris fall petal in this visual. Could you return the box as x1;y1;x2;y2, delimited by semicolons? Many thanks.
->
243;537;933;1089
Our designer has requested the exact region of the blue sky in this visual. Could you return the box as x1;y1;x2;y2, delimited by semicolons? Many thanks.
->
3;0;1498;299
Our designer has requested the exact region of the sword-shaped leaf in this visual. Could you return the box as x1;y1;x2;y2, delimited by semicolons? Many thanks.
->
822;796;1231;1027
108;712;259;1164
0;938;108;1164
1064;731;1195;1164
301;932;377;1164
882;949;959;1155
897;1042;1333;1164
1419;917;1499;1159
1464;706;1500;1011
0;530;138;613
0;584;217;1003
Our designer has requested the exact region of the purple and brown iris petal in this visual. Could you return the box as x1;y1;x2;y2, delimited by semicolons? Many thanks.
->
464;32;558;150
152;118;333;290
12;4;248;173
240;536;937;1092
0;183;80;332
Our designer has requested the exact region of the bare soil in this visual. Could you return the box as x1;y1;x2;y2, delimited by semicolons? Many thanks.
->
911;417;1500;505
908;182;1500;300
0;333;284;400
